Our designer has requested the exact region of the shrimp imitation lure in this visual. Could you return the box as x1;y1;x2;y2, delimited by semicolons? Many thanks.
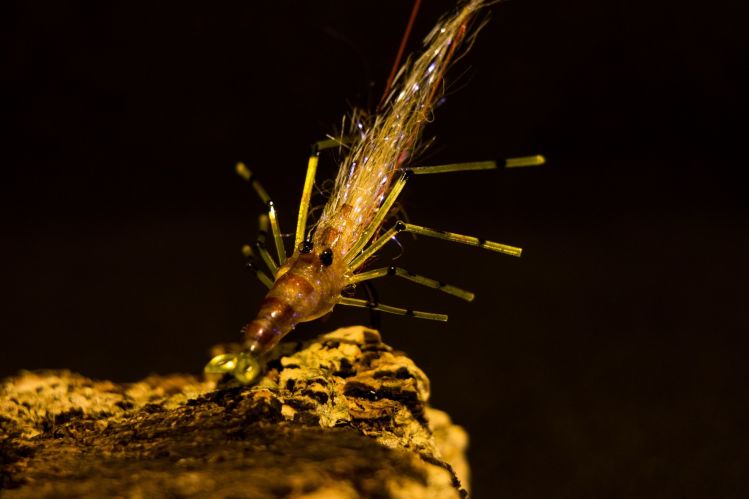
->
205;0;544;383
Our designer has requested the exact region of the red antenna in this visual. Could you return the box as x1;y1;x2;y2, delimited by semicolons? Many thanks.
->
377;0;422;112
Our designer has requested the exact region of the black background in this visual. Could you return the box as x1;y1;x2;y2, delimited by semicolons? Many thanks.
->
3;0;747;497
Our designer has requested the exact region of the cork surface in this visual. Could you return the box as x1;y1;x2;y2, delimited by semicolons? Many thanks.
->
0;326;469;498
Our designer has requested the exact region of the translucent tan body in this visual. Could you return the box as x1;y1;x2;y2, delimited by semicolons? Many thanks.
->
206;0;542;383
242;1;487;356
242;245;347;355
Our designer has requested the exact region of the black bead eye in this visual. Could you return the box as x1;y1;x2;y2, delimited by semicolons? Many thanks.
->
298;240;313;254
320;248;333;266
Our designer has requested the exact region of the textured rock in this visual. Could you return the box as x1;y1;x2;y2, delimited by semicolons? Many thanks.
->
0;326;469;498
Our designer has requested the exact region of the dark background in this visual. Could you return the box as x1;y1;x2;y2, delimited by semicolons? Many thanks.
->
2;0;747;497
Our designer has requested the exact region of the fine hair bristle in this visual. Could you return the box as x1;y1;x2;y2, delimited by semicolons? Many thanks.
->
314;0;487;255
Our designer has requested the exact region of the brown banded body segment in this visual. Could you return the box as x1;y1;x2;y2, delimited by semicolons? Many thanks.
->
242;249;348;355
241;302;287;353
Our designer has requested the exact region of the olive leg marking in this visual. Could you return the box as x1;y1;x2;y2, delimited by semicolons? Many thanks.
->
344;154;536;266
236;161;286;265
298;137;355;250
338;296;448;322
407;160;497;175
349;217;521;276
236;161;271;205
360;281;382;330
254;214;279;276
314;137;351;151
294;151;319;251
350;266;475;302
400;222;523;257
347;224;401;270
405;155;545;175
345;170;411;263
267;201;286;266
504;155;546;168
255;241;279;277
241;244;274;289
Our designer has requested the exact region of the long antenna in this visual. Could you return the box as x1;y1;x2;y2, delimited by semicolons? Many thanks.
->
377;0;422;112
